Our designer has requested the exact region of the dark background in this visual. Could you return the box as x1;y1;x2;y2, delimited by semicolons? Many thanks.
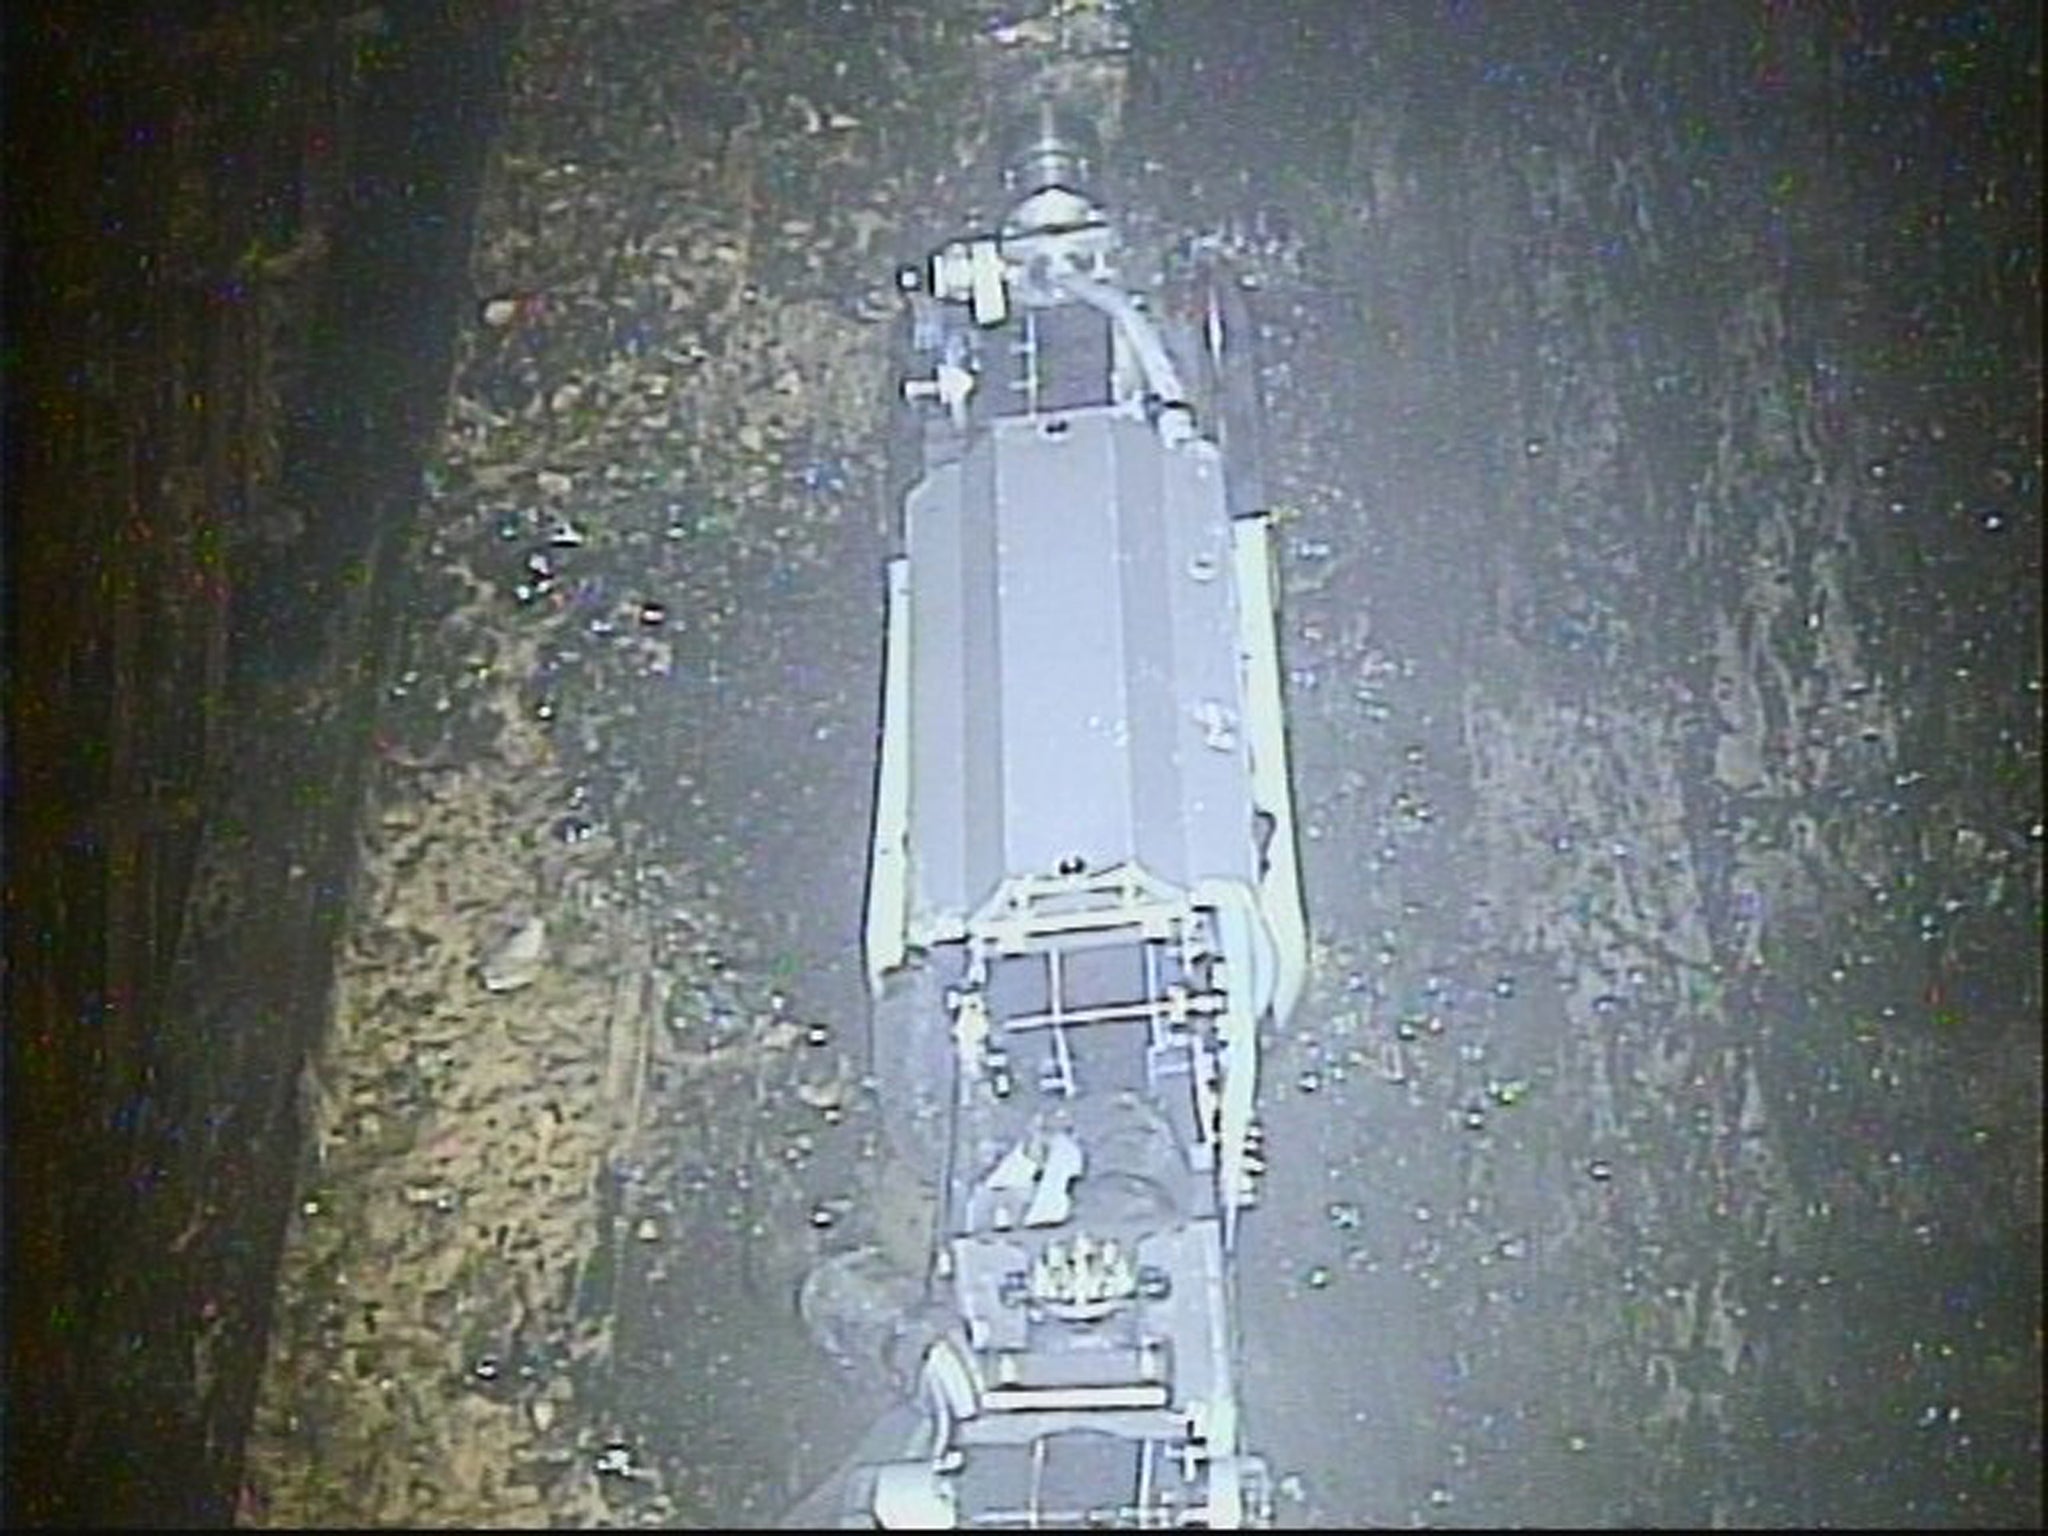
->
6;2;514;1523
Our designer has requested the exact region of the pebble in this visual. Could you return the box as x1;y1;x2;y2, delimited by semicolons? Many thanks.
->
478;915;548;993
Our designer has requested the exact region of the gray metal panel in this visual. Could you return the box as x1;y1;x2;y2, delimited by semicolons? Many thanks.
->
904;463;965;929
905;411;1256;925
1151;438;1256;887
994;417;1135;879
903;454;1002;931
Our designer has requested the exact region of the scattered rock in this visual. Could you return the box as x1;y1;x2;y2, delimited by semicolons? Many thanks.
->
477;914;548;993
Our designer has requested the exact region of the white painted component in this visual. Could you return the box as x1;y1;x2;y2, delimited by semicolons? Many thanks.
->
1024;1131;1083;1226
872;1462;957;1529
986;1141;1038;1192
864;558;913;991
903;363;977;428
923;1338;980;1423
949;988;990;1072
980;1382;1170;1412
968;242;1010;327
1231;513;1309;1029
1209;1454;1245;1528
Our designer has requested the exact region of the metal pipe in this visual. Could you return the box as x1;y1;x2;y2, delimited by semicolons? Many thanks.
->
1054;271;1191;412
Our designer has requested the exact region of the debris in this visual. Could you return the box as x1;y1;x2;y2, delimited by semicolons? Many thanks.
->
478;914;547;993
